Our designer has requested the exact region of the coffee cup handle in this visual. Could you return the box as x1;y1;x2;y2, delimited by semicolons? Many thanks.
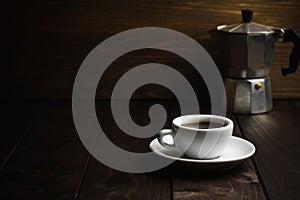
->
158;129;176;147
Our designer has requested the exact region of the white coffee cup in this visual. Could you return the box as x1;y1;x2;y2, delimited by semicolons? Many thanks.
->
158;115;233;159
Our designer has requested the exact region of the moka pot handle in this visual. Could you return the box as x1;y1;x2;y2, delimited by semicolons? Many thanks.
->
280;29;300;76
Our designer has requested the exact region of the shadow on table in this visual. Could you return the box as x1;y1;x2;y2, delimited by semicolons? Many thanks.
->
152;162;247;179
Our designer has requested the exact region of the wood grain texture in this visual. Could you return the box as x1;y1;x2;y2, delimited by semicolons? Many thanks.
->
0;101;107;199
236;100;300;200
78;101;171;200
2;0;300;99
167;100;266;200
3;100;300;199
78;157;171;200
172;163;264;200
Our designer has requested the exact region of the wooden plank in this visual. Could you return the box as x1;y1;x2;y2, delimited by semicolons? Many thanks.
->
172;133;266;199
3;0;300;99
0;101;74;169
0;102;37;170
292;100;300;111
167;101;266;200
0;102;68;170
236;100;300;200
0;101;107;199
78;158;171;200
78;100;171;200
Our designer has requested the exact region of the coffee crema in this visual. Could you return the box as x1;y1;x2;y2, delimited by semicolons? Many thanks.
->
181;121;225;129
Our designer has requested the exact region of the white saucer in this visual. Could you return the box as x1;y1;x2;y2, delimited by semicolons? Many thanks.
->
149;136;256;171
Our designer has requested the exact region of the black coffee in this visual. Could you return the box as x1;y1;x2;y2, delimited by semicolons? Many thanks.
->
181;121;225;129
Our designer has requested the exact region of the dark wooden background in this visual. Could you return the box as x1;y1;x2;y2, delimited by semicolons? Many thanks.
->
2;0;300;100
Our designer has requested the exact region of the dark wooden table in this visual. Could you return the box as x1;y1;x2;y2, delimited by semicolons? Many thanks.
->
1;100;300;199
